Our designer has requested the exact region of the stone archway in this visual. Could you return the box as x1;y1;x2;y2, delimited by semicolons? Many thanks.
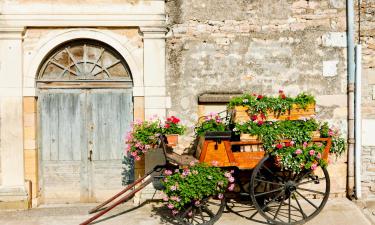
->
36;39;134;203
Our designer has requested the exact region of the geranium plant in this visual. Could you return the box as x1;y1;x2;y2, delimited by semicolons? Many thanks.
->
162;116;186;135
320;122;346;157
271;141;327;173
228;90;316;116
162;161;235;215
125;119;162;160
195;113;228;136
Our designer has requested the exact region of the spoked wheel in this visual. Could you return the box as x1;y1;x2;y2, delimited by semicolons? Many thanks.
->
250;155;330;225
176;196;226;225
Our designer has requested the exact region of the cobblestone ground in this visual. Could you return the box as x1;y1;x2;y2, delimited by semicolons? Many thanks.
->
0;198;371;225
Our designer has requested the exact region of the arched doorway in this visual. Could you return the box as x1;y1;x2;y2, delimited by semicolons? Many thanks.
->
37;39;134;203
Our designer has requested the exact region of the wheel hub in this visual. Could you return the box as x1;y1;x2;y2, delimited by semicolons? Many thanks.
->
285;181;297;193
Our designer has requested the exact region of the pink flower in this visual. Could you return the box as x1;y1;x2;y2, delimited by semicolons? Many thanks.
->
170;185;177;191
303;142;308;149
311;163;318;170
290;141;295;145
172;210;179;215
317;152;322;159
218;193;224;199
228;177;235;183
295;149;302;155
224;172;231;178
276;143;283;149
188;211;193;217
228;183;235;191
145;145;151;150
131;151;137;157
135;156;141;161
189;160;196;166
211;160;219;166
194;200;200;206
171;196;181;202
328;129;334;136
167;203;174;209
164;170;173;175
309;150;315;156
163;196;169;202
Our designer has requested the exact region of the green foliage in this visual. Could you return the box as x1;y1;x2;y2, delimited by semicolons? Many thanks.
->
227;91;315;116
162;163;233;212
234;119;319;150
195;113;228;136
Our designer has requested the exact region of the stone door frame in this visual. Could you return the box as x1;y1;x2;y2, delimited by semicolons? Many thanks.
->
0;1;168;207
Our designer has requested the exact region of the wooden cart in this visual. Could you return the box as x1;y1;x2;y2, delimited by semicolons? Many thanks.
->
81;133;331;225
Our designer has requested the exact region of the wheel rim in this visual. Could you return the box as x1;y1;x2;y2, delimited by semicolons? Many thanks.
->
176;196;225;225
250;155;330;225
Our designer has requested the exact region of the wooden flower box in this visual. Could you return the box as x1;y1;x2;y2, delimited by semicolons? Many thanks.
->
233;103;316;123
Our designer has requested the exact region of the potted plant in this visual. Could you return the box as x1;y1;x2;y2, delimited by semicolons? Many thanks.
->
194;113;228;137
228;90;316;123
162;161;235;216
125;119;162;160
162;116;186;146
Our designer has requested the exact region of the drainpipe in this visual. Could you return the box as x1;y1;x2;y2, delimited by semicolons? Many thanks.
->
347;0;355;199
355;44;362;199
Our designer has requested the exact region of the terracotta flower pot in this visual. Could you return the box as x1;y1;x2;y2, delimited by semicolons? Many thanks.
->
166;134;179;146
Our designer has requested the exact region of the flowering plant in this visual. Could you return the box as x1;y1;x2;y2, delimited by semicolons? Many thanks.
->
162;162;235;215
228;90;315;116
271;141;327;173
125;119;162;160
195;113;228;136
162;116;186;135
320;122;346;157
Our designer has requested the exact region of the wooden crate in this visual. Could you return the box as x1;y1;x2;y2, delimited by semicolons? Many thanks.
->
233;103;316;123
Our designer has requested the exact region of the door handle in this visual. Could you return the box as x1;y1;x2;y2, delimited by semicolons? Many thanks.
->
88;149;93;161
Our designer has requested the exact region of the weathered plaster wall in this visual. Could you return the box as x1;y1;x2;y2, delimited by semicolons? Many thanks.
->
166;0;348;195
359;0;375;199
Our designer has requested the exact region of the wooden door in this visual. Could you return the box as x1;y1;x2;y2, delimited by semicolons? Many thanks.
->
38;89;133;203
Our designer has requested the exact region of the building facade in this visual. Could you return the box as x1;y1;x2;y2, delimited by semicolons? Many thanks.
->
0;0;374;208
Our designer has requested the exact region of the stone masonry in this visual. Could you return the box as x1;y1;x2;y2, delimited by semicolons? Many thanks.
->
359;0;375;199
165;0;348;195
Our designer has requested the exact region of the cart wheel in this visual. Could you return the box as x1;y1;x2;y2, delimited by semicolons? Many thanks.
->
250;155;330;225
176;196;226;225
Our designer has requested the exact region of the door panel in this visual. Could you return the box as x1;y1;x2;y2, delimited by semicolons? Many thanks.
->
39;89;133;203
87;89;133;200
39;90;86;203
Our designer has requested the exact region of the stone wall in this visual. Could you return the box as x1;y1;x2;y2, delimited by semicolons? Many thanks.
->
165;0;348;195
359;0;375;199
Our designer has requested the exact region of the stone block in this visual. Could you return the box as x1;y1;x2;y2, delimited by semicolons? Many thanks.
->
322;32;347;47
24;127;36;140
23;113;36;127
316;95;347;107
23;97;36;113
362;119;375;146
323;60;339;77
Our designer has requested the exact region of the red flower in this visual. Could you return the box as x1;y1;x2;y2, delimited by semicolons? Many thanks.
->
285;142;292;147
279;89;284;94
171;116;180;124
165;123;170;128
257;95;263;100
276;143;283;149
260;113;266;120
281;94;286;99
251;115;258;121
257;120;264;126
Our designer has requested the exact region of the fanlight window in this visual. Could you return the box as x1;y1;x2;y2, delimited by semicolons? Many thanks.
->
38;40;131;82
